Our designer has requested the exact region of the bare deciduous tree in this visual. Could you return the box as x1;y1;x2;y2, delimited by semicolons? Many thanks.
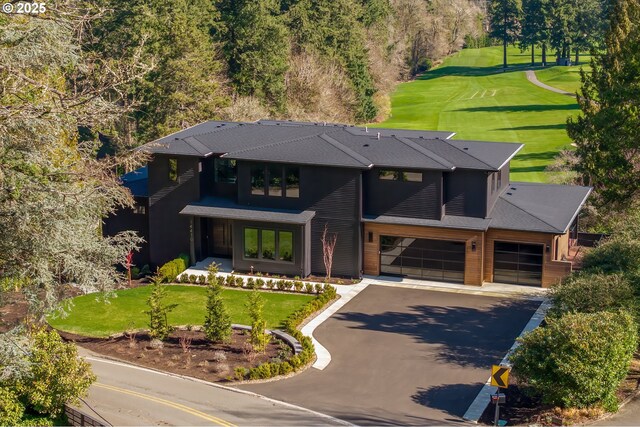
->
321;223;338;281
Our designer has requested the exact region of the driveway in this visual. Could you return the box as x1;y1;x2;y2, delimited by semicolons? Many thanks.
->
242;285;540;425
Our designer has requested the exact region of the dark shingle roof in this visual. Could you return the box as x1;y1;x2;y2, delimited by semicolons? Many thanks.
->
489;182;592;233
363;214;492;231
179;197;315;224
141;120;522;171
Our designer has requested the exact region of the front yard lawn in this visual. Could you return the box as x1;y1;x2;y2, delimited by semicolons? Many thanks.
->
48;285;314;337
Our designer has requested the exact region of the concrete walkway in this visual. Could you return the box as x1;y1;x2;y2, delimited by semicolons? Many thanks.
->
525;69;575;97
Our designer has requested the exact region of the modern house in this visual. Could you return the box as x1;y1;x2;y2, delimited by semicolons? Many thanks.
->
106;120;591;287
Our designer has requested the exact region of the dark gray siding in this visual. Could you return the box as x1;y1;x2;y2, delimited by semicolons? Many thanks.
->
148;154;200;267
232;221;308;276
236;162;361;277
363;169;442;220
103;196;150;267
443;170;488;218
486;163;510;216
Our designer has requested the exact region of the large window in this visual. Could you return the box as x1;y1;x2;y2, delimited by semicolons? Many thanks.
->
214;158;237;183
168;158;178;182
251;164;300;198
251;166;265;195
243;228;294;262
378;170;422;182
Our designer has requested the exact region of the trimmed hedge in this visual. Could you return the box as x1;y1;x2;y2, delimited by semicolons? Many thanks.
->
582;239;640;275
244;284;337;381
509;311;637;411
158;253;189;283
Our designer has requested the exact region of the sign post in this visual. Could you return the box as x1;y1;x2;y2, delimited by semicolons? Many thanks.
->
490;365;510;426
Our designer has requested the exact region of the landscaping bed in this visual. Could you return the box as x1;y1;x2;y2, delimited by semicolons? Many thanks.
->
59;328;290;383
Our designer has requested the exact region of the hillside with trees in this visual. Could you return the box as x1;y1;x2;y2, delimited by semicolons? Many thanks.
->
88;0;487;146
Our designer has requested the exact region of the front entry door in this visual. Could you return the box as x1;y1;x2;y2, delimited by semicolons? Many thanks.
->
209;219;232;257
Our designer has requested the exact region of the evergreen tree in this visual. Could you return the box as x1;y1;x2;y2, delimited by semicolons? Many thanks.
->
289;0;378;121
203;265;232;343
246;291;270;352
567;0;640;209
488;0;523;68
215;0;290;111
145;280;178;341
90;0;228;144
520;0;550;65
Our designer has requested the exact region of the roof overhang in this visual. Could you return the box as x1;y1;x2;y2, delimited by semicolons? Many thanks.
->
496;144;525;170
180;199;315;225
363;214;491;231
561;186;593;233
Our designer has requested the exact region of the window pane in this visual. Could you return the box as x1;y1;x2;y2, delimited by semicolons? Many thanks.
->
262;230;275;260
168;158;178;181
278;231;293;262
251;166;265;196
214;158;237;184
268;165;283;197
285;168;300;198
244;228;258;259
403;172;422;182
378;170;395;180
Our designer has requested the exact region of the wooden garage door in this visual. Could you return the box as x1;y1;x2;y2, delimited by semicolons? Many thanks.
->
380;236;465;283
493;241;543;286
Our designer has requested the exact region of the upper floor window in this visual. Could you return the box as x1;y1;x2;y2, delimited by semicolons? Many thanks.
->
215;158;237;184
168;158;178;182
251;163;300;198
378;170;422;182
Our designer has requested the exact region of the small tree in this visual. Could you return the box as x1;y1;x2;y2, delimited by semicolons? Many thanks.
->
321;223;338;281
203;265;232;343
246;291;270;352
17;328;96;417
145;279;177;341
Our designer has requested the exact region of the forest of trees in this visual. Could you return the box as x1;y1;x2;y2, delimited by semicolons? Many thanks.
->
489;0;611;67
86;0;487;147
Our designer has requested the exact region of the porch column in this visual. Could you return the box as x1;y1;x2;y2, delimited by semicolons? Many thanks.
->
189;217;195;266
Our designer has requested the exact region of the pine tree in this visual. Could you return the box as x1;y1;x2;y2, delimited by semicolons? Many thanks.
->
246;291;270;352
567;0;640;209
203;265;232;343
520;0;550;65
215;0;290;111
489;0;523;68
145;280;178;341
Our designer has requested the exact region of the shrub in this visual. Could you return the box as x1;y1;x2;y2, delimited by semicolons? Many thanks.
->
0;387;24;426
203;276;232;343
582;239;640;274
189;274;197;284
247;291;270;352
246;277;256;289
256;278;265;289
234;367;248;381
266;279;275;290
235;276;244;287
226;274;236;287
283;280;294;291
130;266;141;279
139;264;151;277
509;311;637;411
323;283;334;294
280;361;293;376
314;283;323;294
549;272;638;318
249;363;272;380
157;254;190;283
304;283;314;293
212;351;227;363
293;281;303;292
216;275;225;287
145;280;178;341
17;328;96;417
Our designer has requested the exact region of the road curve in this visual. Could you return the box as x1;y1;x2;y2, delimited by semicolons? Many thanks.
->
525;69;575;97
77;348;350;426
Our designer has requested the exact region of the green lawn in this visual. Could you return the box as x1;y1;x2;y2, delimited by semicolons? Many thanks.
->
535;63;591;94
375;46;583;182
48;285;314;337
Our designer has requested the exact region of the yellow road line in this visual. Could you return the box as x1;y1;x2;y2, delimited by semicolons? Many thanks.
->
94;382;236;427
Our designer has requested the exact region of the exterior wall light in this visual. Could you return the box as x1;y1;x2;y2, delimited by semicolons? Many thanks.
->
471;241;476;251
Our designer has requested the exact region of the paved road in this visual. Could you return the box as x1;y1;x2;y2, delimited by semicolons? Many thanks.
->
78;350;348;426
525;69;575;96
592;392;640;426
242;285;540;425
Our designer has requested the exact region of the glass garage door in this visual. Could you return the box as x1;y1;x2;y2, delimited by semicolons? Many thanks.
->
380;236;465;283
493;241;543;286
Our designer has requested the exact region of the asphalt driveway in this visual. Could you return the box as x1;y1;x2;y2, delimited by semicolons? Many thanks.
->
241;285;540;425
